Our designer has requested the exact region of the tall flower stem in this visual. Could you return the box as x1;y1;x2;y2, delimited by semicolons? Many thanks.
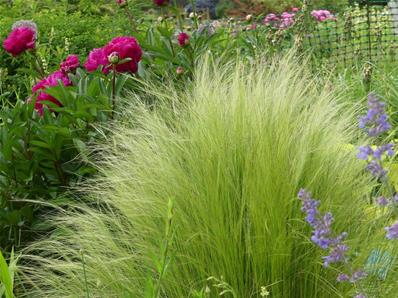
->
124;7;136;32
111;65;117;120
189;0;199;30
172;0;184;32
30;50;46;79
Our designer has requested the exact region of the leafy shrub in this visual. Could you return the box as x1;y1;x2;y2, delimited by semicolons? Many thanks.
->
17;56;398;297
0;65;133;250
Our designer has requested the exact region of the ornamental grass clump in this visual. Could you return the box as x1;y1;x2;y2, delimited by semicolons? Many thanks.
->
18;56;398;297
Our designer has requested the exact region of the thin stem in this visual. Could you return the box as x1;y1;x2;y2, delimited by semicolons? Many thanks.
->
30;50;45;79
54;160;66;186
124;7;136;32
111;65;117;119
189;0;199;30
81;250;90;298
153;199;174;298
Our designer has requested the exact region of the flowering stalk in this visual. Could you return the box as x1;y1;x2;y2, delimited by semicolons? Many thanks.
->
298;189;367;297
357;93;398;240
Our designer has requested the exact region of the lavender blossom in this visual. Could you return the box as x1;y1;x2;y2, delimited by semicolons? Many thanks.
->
374;143;394;160
377;196;389;207
298;189;348;266
354;294;367;298
366;160;387;178
298;189;333;249
350;270;368;283
357;145;373;160
322;244;348;267
359;93;391;137
336;273;350;282
357;143;394;179
385;221;398;240
393;194;398;204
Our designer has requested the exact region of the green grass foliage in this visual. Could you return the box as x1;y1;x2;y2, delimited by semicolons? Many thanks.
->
17;56;398;297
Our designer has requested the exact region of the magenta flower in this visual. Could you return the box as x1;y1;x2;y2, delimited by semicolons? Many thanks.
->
115;0;127;7
60;54;80;73
311;10;336;22
154;0;168;6
3;26;36;57
32;70;72;115
84;48;108;73
177;32;190;47
103;36;142;73
291;7;300;13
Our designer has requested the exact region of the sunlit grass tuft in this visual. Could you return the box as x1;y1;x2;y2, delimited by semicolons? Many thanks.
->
18;55;398;297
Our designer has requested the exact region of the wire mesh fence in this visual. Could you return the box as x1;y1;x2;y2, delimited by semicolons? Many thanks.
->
303;0;398;68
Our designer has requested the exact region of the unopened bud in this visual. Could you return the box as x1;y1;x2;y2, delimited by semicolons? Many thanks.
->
176;66;184;75
108;52;120;64
115;0;128;8
245;14;253;22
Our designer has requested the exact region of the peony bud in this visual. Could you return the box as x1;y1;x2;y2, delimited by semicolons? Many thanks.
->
176;66;184;75
115;0;128;8
177;32;190;47
108;52;120;64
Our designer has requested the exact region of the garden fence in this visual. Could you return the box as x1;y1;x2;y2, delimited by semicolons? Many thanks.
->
303;0;398;68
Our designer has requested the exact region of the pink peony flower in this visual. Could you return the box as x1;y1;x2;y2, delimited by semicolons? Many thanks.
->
60;54;80;73
311;10;336;22
177;32;190;47
3;26;36;57
102;36;142;73
263;13;279;25
84;48;108;73
264;11;296;29
154;0;168;6
291;7;300;13
32;70;72;115
280;12;295;28
85;37;142;74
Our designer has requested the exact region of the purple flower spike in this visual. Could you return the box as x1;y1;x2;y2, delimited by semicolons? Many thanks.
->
359;93;391;137
385;221;398;240
322;244;348;267
366;160;387;178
